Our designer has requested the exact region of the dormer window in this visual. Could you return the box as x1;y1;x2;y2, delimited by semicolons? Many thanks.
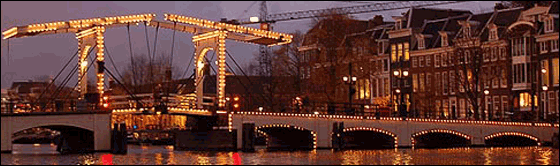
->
441;33;448;47
489;27;498;41
395;20;403;30
377;41;386;55
418;35;425;49
544;17;553;33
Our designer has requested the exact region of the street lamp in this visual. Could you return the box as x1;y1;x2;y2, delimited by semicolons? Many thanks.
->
343;62;358;115
484;89;492;121
393;69;409;120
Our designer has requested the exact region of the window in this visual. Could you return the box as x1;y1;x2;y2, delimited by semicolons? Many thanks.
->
426;73;431;91
436;73;441;95
412;57;417;67
435;54;441;67
442;53;448;67
494;96;501;117
502;96;508;116
391;44;397;62
543;60;549;86
464;26;471;38
483;48;490;62
413;74;418;92
459;99;466;118
426;55;431;67
420;73;425;92
450;71;455;94
489;27;498;40
419;56;424;67
499;47;507;60
501;67;507;88
493;68;499;89
418;36;425;49
398;43;403;61
378;41;385;54
491;47;498;61
550;92;557;118
541;41;548;54
404;42;410;61
442;34;448;47
552;40;559;52
545;18;553;33
384;78;390;96
443;72;448;95
553;58;559;85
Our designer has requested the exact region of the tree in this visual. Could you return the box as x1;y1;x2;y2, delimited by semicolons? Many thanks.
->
451;38;491;120
114;53;181;100
304;10;363;104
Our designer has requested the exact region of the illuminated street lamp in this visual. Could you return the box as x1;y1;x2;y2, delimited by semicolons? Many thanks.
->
393;69;409;120
250;17;259;23
342;62;357;115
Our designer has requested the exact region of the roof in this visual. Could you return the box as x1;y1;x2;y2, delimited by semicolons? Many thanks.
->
403;7;472;29
414;14;470;50
9;81;50;94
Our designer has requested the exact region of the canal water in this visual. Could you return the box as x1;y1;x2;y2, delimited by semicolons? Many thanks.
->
1;144;558;165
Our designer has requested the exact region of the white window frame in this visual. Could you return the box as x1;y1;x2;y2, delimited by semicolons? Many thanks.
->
545;18;553;33
442;34;448;47
418;36;425;49
541;41;548;54
551;39;559;52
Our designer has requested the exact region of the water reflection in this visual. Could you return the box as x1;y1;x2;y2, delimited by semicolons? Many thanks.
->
1;144;558;165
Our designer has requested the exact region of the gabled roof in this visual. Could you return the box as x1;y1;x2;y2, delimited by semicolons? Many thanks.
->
9;81;50;94
402;7;472;29
414;14;470;50
475;7;523;41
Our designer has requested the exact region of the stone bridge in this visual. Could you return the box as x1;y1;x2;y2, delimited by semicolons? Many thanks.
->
229;112;559;149
1;111;112;153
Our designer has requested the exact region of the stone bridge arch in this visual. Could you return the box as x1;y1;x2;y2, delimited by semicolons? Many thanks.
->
1;113;112;153
411;128;472;148
484;131;540;147
255;124;317;149
342;127;399;149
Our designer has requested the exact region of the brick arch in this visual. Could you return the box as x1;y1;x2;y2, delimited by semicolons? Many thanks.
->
255;123;317;149
342;127;399;148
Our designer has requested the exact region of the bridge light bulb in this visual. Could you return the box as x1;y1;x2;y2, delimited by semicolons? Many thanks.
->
250;17;259;23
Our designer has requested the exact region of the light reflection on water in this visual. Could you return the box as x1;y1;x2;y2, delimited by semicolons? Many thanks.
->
1;144;558;165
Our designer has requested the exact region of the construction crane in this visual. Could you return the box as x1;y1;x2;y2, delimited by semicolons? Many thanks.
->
229;1;467;110
239;1;465;24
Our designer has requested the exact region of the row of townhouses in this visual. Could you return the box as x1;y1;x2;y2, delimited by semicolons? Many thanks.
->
298;2;559;122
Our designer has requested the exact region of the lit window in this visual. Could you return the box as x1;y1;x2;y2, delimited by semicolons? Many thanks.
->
420;73;425;92
404;42;410;61
398;43;403;60
391;44;397;62
413;74;418;92
489;27;498;40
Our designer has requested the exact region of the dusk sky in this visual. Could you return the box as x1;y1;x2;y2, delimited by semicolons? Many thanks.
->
1;1;497;89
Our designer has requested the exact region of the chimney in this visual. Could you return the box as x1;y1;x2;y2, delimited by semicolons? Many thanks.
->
373;15;384;26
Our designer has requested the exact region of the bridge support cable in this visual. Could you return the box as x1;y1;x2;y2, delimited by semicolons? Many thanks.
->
104;68;146;109
104;44;125;84
224;60;266;106
143;21;155;96
174;49;196;93
225;50;273;105
166;22;177;106
45;48;96;111
33;49;79;107
126;24;138;94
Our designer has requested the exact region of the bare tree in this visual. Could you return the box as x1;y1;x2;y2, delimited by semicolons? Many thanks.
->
451;39;493;120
